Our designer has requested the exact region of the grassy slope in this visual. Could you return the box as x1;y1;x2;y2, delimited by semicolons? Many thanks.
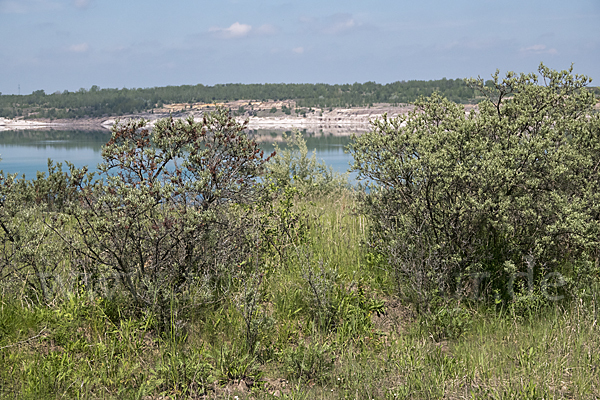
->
0;192;598;399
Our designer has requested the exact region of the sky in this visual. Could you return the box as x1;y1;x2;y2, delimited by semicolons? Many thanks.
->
1;0;599;95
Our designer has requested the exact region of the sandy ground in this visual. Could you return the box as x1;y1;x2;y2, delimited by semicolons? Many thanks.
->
0;103;420;133
1;102;482;133
0;117;109;132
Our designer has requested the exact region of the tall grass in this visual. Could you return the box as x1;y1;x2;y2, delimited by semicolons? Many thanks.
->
0;191;599;399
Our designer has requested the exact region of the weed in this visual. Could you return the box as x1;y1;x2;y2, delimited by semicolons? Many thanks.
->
209;341;262;384
282;341;334;384
417;299;472;341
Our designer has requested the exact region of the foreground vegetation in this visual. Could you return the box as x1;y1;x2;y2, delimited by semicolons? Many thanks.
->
1;65;599;399
1;193;599;399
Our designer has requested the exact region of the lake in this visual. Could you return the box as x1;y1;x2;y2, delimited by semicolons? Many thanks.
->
0;128;359;183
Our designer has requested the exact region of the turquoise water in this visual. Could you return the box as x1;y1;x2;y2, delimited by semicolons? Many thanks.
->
0;129;358;182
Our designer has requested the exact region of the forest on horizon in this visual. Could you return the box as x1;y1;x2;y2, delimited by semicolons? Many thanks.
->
0;78;502;120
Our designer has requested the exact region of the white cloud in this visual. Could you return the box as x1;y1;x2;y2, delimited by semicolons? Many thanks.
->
520;44;558;55
68;42;89;53
292;47;304;54
209;22;252;39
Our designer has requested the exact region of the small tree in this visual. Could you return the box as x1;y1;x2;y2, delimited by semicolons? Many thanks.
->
65;108;272;323
266;131;348;197
0;161;74;303
349;64;600;310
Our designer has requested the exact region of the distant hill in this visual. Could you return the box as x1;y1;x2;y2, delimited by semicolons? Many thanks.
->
0;80;598;120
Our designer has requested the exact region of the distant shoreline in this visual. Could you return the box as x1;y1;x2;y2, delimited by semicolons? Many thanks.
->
0;103;422;132
0;103;484;134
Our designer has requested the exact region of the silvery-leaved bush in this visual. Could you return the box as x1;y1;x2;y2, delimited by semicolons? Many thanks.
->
349;64;600;311
65;108;273;328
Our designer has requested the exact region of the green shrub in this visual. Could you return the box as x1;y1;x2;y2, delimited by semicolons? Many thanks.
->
63;108;273;326
349;64;600;310
266;130;348;197
0;160;74;303
418;299;472;340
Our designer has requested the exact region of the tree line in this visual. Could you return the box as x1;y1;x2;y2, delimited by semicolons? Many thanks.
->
1;78;492;120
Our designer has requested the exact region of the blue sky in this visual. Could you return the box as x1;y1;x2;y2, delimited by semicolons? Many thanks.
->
1;0;598;95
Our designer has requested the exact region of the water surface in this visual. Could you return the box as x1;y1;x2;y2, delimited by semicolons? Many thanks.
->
0;128;358;182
